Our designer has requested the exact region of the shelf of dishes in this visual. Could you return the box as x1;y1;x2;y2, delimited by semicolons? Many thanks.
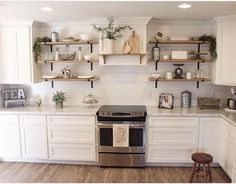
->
40;41;98;45
148;59;210;63
42;76;99;88
37;60;98;64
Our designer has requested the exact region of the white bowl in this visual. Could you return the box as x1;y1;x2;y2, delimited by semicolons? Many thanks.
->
80;34;94;41
151;73;162;78
84;54;93;61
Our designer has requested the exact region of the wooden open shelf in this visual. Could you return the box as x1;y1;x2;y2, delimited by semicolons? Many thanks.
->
40;41;98;45
149;40;206;44
149;77;210;89
42;77;99;88
149;77;210;82
98;53;146;56
37;60;98;64
149;59;209;63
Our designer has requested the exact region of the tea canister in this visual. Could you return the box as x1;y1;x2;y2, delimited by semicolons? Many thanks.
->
181;90;192;108
51;31;59;42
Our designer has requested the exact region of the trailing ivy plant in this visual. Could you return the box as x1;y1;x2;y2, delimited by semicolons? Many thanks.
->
33;36;51;61
92;17;133;40
199;34;217;60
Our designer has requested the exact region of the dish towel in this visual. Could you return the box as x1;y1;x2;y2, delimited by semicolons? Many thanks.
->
113;124;129;147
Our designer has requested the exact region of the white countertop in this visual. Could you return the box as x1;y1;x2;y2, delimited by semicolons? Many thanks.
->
0;105;236;126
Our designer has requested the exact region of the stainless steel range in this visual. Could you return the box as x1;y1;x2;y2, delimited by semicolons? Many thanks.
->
96;105;147;167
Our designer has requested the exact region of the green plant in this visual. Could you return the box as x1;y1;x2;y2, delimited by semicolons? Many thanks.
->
52;91;67;104
199;34;217;60
92;17;133;40
33;37;51;61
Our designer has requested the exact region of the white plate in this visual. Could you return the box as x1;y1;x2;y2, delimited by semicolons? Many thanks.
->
42;75;57;79
77;76;94;79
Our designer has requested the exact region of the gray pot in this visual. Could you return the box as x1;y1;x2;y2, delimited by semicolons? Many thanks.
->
55;102;63;109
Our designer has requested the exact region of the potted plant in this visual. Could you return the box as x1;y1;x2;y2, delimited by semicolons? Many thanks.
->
199;34;217;60
33;37;51;61
92;17;132;53
52;91;67;108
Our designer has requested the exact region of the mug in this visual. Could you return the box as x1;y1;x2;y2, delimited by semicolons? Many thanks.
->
165;72;173;79
186;72;192;79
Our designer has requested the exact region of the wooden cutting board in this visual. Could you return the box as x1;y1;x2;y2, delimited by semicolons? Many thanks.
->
130;31;140;54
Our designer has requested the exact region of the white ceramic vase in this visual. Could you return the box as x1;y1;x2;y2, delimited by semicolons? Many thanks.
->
103;38;114;54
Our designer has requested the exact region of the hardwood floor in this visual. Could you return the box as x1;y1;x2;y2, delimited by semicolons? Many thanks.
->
0;162;231;183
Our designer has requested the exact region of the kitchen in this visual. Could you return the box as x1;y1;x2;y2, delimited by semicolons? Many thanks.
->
0;1;236;183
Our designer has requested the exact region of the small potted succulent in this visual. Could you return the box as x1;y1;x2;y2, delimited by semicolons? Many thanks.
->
92;17;132;53
52;91;67;108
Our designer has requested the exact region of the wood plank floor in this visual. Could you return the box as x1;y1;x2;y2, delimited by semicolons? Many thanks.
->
0;162;231;183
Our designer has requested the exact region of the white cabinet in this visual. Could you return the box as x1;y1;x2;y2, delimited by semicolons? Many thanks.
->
212;17;236;86
0;115;21;158
198;117;220;163
0;22;41;83
147;117;199;163
47;116;96;162
20;115;48;159
219;118;230;170
226;124;236;178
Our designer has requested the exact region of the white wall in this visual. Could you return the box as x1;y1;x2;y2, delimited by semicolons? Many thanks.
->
1;20;230;107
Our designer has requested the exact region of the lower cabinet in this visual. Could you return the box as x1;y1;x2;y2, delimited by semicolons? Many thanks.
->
47;115;96;162
219;118;230;171
20;115;48;159
198;117;221;163
0;115;21;158
147;117;199;163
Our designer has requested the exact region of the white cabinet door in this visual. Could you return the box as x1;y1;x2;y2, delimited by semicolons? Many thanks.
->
147;117;199;163
20;115;48;159
226;124;236;178
214;20;236;85
0;115;21;158
0;27;18;83
0;25;33;83
219;118;230;170
198;118;220;163
47;116;96;162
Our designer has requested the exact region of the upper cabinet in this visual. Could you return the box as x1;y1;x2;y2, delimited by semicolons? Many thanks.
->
211;16;236;86
0;21;41;84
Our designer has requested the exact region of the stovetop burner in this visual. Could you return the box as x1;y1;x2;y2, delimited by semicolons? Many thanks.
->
96;105;147;122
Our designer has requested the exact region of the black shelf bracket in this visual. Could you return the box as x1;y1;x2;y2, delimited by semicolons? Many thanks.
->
50;63;54;71
51;81;54;88
197;62;200;70
91;81;94;88
155;60;159;71
155;79;159;88
197;81;199;89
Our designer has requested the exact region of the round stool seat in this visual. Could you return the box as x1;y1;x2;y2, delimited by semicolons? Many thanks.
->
192;152;213;164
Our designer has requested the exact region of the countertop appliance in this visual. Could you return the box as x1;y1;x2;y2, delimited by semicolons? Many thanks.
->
227;87;236;110
96;105;147;167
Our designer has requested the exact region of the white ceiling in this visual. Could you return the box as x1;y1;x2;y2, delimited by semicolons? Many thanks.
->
0;1;236;22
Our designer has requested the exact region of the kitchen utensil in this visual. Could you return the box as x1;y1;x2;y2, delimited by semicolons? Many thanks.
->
151;73;162;79
84;54;93;61
122;39;131;54
181;90;192;108
163;55;170;60
186;72;192;79
165;72;173;79
80;34;94;41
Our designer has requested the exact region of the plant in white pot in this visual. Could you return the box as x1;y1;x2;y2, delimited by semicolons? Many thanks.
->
92;17;132;53
52;91;67;108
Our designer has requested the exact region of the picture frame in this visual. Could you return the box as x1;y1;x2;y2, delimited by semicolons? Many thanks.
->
158;93;174;109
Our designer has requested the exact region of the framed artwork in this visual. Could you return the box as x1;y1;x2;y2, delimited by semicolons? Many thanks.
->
158;93;174;109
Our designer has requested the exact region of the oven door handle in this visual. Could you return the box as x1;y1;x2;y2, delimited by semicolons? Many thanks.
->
97;123;145;129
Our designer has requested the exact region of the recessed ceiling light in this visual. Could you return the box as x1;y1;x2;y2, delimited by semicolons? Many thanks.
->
178;3;191;9
41;7;54;12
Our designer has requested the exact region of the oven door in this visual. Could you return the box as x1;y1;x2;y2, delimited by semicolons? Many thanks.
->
97;122;145;153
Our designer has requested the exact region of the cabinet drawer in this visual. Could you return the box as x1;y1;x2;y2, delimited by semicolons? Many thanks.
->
20;115;46;126
48;125;95;144
49;143;96;161
47;116;95;126
148;127;198;146
147;146;197;163
149;117;198;127
0;115;18;124
230;124;236;139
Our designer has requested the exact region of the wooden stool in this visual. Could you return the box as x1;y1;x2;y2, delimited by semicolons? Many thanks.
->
189;152;213;183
